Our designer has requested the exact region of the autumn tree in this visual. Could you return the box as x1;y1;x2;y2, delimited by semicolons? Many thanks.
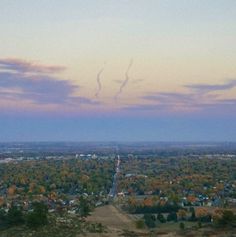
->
177;209;187;221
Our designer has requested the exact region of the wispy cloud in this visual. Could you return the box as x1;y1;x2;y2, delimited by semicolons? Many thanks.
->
114;59;133;100
122;104;167;112
142;92;195;104
122;98;236;115
123;80;236;115
114;78;143;85
0;58;65;74
95;64;105;98
185;80;236;92
0;58;97;106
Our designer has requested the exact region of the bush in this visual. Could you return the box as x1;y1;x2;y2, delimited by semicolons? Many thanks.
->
143;214;156;228
87;223;105;233
198;221;202;228
167;212;177;222
179;222;185;230
135;219;145;229
157;213;166;223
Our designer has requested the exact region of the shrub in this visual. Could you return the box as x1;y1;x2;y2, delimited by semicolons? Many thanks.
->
135;219;145;229
157;213;166;223
179;222;185;230
143;214;156;228
167;212;177;222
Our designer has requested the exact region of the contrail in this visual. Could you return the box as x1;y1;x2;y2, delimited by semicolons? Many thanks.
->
95;64;105;98
114;59;133;100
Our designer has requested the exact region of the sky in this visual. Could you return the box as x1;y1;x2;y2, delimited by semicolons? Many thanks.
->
0;0;236;141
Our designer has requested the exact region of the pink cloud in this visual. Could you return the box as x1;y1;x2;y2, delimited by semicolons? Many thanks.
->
0;58;66;74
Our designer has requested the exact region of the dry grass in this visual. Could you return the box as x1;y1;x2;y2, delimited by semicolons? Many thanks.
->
86;205;236;237
87;205;147;237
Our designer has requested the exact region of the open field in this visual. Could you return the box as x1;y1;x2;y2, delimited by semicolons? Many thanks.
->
87;205;181;237
87;204;146;236
87;205;236;237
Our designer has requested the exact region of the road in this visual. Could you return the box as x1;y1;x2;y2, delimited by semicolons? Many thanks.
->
109;155;120;198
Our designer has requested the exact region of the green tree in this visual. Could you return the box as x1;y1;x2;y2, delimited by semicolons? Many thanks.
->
78;196;91;217
179;222;185;230
6;206;24;226
190;208;196;221
157;213;166;223
0;209;7;228
167;212;177;222
217;210;236;227
143;214;156;228
26;202;48;228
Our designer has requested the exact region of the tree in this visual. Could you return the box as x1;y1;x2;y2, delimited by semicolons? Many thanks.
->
179;222;185;230
26;202;48;228
78;196;91;218
198;221;202;228
195;207;208;219
7;186;16;196
0;209;7;228
167;212;177;222
6;206;24;226
177;209;187;221
195;207;211;222
143;198;153;207
189;208;196;221
217;210;236;227
0;197;4;207
157;213;166;223
143;214;156;228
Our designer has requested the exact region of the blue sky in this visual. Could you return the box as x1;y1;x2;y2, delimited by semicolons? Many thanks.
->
0;0;236;141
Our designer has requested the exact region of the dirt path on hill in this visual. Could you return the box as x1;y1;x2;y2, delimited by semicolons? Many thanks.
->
86;204;145;236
